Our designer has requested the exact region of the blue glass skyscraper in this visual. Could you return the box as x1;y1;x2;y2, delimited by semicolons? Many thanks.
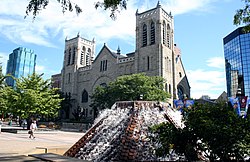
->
223;27;250;98
6;47;36;87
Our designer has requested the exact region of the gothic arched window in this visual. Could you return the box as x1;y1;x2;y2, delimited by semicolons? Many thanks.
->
81;46;86;65
71;47;76;65
150;21;155;44
165;83;168;92
82;89;88;103
163;21;166;45
86;48;91;66
177;86;184;100
169;84;171;94
67;48;71;66
147;56;150;70
142;24;147;47
167;24;171;48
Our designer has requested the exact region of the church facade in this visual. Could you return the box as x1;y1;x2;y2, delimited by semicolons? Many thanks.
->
60;3;190;120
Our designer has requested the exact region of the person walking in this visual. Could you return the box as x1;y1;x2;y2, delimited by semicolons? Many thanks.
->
22;119;27;129
29;120;37;139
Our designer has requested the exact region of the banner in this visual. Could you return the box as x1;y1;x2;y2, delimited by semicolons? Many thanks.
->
174;99;184;112
229;97;241;116
184;100;194;108
239;96;248;117
174;99;194;112
246;98;250;118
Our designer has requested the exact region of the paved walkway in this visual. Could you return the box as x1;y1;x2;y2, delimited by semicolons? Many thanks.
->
0;128;84;161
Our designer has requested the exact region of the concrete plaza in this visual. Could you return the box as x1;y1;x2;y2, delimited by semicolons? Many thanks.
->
0;128;84;161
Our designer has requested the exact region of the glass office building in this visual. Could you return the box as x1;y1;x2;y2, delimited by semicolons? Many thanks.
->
6;47;36;87
223;27;250;98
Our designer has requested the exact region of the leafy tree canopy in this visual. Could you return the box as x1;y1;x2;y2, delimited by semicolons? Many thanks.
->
234;0;250;31
90;73;170;110
151;102;250;161
25;0;128;20
0;64;13;112
0;73;63;119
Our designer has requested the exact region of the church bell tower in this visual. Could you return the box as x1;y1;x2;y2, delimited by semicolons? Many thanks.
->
61;33;95;112
134;2;176;99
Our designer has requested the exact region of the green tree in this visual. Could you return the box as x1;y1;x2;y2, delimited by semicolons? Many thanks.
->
90;73;170;110
234;0;250;31
0;66;3;88
1;73;63;119
0;63;13;116
25;0;128;20
151;102;250;161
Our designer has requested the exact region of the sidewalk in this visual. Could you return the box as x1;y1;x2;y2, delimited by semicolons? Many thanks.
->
0;126;84;161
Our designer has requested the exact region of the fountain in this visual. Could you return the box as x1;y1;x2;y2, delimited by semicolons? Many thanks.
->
64;101;185;161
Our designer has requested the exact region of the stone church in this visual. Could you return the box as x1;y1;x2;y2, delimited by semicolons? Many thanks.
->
59;2;190;120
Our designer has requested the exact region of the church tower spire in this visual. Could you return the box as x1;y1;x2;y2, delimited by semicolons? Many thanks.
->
156;0;161;8
117;46;121;55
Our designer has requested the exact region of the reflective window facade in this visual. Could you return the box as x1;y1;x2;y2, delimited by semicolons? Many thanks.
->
6;47;36;87
223;27;250;97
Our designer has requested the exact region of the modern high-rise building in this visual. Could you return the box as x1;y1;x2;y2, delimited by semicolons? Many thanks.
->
5;47;36;87
223;27;250;98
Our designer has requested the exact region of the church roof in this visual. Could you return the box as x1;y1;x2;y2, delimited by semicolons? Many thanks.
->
94;43;134;63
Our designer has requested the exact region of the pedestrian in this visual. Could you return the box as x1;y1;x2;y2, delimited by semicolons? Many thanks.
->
22;119;27;129
29;120;37;139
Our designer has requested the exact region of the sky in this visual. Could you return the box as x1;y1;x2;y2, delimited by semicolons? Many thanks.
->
0;0;245;99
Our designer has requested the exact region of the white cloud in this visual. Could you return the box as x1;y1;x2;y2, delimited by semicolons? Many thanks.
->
187;56;227;99
187;57;227;99
0;0;229;95
35;65;45;73
141;0;223;15
162;0;213;15
206;57;225;69
0;0;224;49
187;68;226;99
35;64;60;79
0;52;9;73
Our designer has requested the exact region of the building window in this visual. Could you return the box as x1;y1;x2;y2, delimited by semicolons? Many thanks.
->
81;46;85;65
82;109;85;116
163;21;166;45
169;84;171;94
150;21;155;44
68;92;71;99
167;24;171;48
67;48;71;66
147;56;150;70
100;60;108;71
179;72;182;78
86;48;91;66
177;86;184;100
82;89;88;103
104;60;107;71
67;73;71;83
142;24;147;47
71;47;76;65
85;108;88;117
100;60;103;71
169;59;171;72
165;83;168;92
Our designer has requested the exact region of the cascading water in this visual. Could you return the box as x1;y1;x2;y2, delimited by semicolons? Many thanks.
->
70;101;185;161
